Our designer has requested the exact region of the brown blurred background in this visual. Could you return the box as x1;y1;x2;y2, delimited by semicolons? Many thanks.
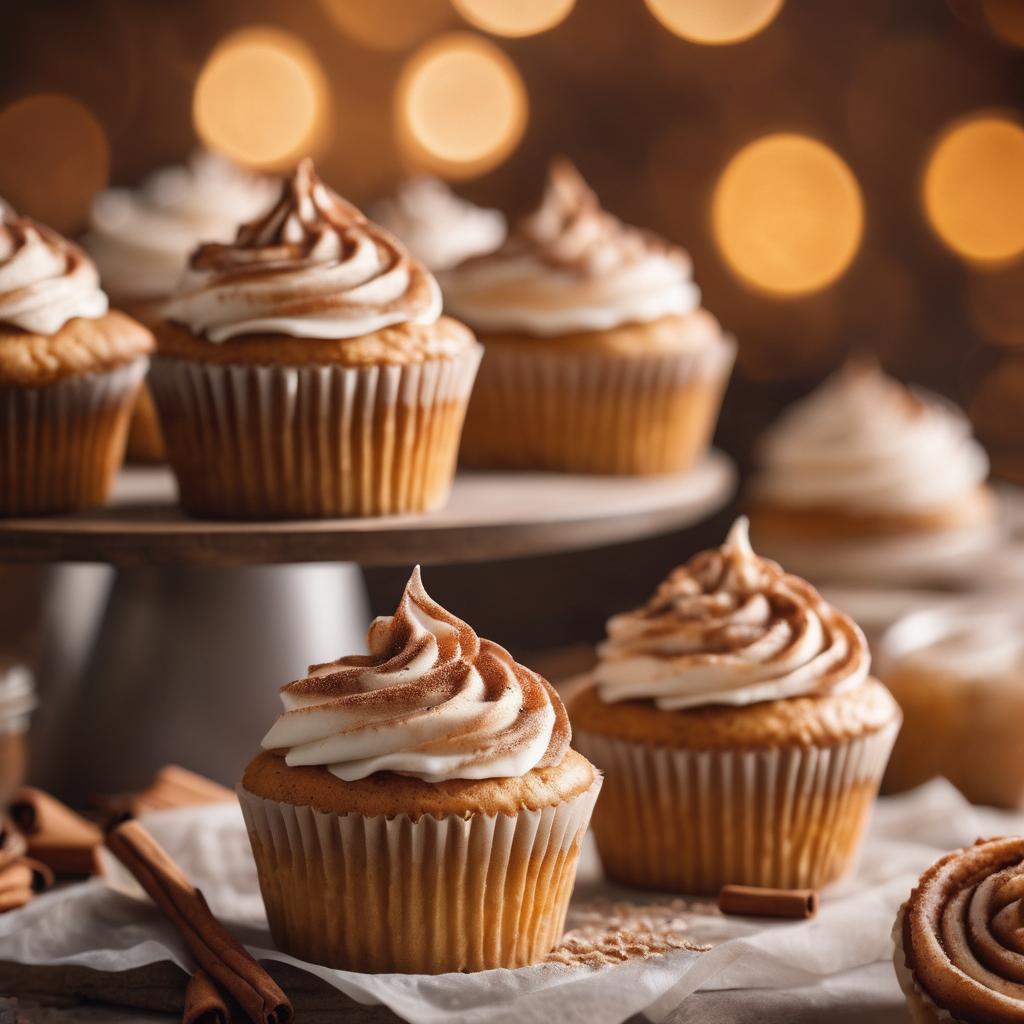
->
0;0;1022;651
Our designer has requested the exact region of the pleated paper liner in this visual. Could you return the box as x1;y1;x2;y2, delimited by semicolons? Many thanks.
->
237;776;601;974
0;358;148;516
150;346;481;519
459;336;735;475
575;722;899;895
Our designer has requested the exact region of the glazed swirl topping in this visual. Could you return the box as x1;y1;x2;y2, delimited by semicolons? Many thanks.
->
594;518;869;709
899;836;1024;1023
163;158;442;343
0;207;108;335
753;357;989;514
440;158;701;336
261;566;570;783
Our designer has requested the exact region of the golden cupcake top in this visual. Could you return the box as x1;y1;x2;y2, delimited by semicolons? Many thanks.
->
897;836;1024;1022
162;158;442;343
261;566;571;784
440;158;706;336
593;518;870;710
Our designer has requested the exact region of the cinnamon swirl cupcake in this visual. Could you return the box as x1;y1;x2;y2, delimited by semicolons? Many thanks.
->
894;836;1024;1022
0;206;152;515
441;159;734;475
84;151;278;463
748;357;1000;585
153;159;481;519
570;518;901;894
238;567;600;974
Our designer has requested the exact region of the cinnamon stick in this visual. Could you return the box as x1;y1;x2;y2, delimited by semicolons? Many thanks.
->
718;884;819;919
105;820;291;1024
95;765;234;822
9;787;102;875
0;861;34;912
184;968;234;1024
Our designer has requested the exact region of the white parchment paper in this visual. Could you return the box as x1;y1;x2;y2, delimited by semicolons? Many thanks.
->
0;780;1021;1023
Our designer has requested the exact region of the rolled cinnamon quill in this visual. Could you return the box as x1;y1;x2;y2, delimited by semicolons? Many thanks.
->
718;884;819;919
95;765;234;822
10;787;102;875
105;820;291;1024
184;968;234;1024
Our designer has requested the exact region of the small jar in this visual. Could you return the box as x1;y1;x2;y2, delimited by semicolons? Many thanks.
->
0;661;35;810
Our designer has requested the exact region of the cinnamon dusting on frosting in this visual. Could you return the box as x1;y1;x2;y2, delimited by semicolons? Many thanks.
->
262;566;569;783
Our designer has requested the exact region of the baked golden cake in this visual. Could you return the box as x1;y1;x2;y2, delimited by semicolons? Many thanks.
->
748;357;1000;586
152;159;481;519
570;517;900;894
238;567;600;974
0;207;152;515
894;836;1024;1022
441;158;734;475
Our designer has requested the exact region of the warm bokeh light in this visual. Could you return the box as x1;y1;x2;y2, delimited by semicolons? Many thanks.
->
644;0;783;44
0;94;109;234
396;33;527;178
712;133;864;296
452;0;576;37
923;115;1024;264
193;28;329;170
968;263;1024;347
983;0;1024;47
319;0;453;50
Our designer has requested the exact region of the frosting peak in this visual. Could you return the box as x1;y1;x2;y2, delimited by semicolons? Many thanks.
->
0;207;108;335
753;357;990;514
262;566;570;783
594;518;870;709
163;158;442;343
440;158;701;336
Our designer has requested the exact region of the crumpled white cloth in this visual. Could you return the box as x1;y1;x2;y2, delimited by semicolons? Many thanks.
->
0;779;1021;1024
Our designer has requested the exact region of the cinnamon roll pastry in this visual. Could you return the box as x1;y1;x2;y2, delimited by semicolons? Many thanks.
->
894;836;1024;1023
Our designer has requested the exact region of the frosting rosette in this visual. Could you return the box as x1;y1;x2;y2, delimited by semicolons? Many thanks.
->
753;357;989;515
163;158;442;342
593;518;870;709
0;207;108;334
369;176;506;273
84;151;279;302
261;566;570;782
896;836;1024;1022
440;158;700;335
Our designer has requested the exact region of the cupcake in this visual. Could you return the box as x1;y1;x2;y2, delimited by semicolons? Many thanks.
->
369;176;506;273
748;357;1000;586
84;151;279;462
441;158;734;475
153;159;481;519
894;836;1024;1022
879;600;1024;808
238;566;601;973
570;518;900;894
970;357;1024;486
0;206;153;515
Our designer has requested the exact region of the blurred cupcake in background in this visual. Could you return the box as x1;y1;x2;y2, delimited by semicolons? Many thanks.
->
154;159;480;519
83;152;278;462
369;176;506;273
0;205;153;514
748;357;1000;587
970;357;1024;488
441;158;735;475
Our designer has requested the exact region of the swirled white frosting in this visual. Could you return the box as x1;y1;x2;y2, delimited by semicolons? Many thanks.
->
84;151;279;302
0;208;108;334
369;177;506;273
439;158;701;336
261;566;570;783
594;518;870;709
753;358;990;514
164;158;442;342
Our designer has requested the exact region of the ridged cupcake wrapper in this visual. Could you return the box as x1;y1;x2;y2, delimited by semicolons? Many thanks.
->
237;777;601;975
0;358;148;516
575;722;898;895
150;347;481;518
460;336;735;474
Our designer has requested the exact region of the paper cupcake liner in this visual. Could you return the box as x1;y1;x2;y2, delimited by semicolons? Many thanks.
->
459;336;735;475
0;358;148;516
150;347;481;519
574;723;898;894
237;776;601;974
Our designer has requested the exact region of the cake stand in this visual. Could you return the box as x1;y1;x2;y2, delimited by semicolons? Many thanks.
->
0;453;734;799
